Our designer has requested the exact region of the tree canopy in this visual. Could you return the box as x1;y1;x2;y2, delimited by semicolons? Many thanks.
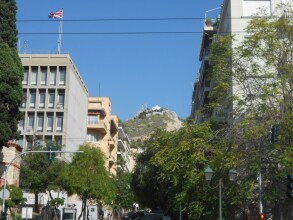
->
0;42;23;147
61;143;116;220
0;0;18;48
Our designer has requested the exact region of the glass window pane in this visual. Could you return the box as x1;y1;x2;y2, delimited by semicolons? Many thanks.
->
23;67;28;85
87;115;98;124
48;93;55;108
56;115;63;132
31;67;38;85
47;114;53;132
27;114;34;131
41;66;47;85
59;67;66;85
39;92;46;108
50;67;57;85
30;92;36;108
37;115;44;131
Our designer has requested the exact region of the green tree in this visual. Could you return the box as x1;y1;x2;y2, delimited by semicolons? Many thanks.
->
61;143;116;220
0;42;23;147
0;0;18;48
20;143;65;214
206;4;293;218
114;172;136;216
0;185;26;218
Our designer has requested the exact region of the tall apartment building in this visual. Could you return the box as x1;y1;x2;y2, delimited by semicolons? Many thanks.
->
191;0;293;122
191;15;219;123
87;97;119;175
117;126;135;173
17;54;88;160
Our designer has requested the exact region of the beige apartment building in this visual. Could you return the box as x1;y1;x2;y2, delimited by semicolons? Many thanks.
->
87;97;136;175
17;54;88;161
87;97;119;175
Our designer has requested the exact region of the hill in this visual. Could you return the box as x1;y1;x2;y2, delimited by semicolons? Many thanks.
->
122;105;183;141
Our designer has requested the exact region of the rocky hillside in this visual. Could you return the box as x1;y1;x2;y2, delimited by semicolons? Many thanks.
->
123;105;183;141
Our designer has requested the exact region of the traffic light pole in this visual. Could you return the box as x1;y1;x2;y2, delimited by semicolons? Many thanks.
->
1;150;83;213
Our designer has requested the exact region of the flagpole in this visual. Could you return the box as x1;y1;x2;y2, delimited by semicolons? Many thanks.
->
58;19;63;54
57;10;63;54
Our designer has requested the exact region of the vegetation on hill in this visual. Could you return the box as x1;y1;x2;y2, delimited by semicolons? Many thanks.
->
123;108;183;141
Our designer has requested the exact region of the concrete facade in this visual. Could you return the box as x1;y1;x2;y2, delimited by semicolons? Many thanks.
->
17;54;88;161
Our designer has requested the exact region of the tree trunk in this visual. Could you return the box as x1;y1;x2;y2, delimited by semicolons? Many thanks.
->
34;192;39;213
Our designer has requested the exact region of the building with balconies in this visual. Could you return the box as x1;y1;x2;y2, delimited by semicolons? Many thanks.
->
16;54;88;161
191;0;293;123
87;97;118;175
191;15;219;122
117;126;135;173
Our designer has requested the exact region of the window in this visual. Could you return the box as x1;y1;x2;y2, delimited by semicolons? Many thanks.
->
18;119;24;130
242;0;271;16
37;114;44;131
39;92;46;108
48;92;55;108
31;67;38;85
29;91;36;108
47;114;53;132
55;136;62;145
40;66;47;85
87;132;99;142
57;92;65;108
26;136;33;149
27;114;34;131
16;136;24;147
59;67;66;85
35;136;43;147
23;67;28;85
45;136;53;145
56;114;63;132
87;115;98;124
21;93;27;108
50;67;57;85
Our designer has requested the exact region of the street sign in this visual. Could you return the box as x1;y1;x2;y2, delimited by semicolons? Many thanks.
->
0;189;10;199
22;207;33;219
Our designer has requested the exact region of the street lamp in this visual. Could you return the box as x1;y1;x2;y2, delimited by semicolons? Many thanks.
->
204;166;237;220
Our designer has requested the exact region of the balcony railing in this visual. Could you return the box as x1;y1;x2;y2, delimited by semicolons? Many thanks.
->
87;121;107;134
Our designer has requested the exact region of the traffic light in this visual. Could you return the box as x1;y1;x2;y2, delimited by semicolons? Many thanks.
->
1;211;7;220
288;175;293;199
259;212;265;220
270;125;281;144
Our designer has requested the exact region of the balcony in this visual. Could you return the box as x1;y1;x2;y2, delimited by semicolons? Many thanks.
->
109;138;115;150
108;155;115;165
88;102;106;116
87;121;107;134
110;119;118;134
118;139;126;152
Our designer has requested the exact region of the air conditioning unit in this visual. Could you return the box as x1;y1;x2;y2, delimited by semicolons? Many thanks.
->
27;129;32;132
57;104;63;109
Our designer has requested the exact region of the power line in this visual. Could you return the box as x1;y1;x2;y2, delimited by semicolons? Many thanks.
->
16;16;283;22
18;31;247;35
17;17;203;22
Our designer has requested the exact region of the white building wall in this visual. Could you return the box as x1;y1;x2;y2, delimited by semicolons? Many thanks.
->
64;67;88;160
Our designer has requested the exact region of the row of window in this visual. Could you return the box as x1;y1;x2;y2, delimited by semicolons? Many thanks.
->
22;89;65;109
19;112;64;133
23;66;66;86
16;135;62;150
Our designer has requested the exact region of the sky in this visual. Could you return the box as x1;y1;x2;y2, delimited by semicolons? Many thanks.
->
16;0;223;121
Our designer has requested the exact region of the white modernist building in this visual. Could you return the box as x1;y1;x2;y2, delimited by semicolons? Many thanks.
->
17;53;88;160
